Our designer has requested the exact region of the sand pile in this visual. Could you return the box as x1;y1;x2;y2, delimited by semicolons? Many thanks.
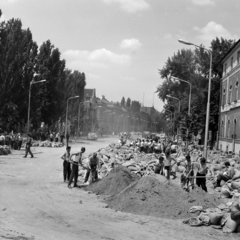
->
107;176;221;219
85;165;140;196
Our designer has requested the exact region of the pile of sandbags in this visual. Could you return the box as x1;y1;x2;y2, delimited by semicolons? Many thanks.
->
23;140;63;148
81;143;159;178
0;145;11;155
183;192;240;233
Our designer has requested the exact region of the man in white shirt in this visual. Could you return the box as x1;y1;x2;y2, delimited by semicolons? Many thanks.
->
61;146;71;182
68;147;86;188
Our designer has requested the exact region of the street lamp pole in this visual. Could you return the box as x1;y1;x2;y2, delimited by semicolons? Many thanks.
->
179;39;212;159
65;96;79;146
27;74;46;138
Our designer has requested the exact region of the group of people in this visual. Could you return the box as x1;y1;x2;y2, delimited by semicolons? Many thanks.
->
0;133;23;150
61;146;101;189
124;136;210;192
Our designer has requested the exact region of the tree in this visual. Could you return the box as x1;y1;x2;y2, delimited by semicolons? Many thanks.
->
126;98;131;108
121;97;125;107
131;101;141;112
0;17;38;131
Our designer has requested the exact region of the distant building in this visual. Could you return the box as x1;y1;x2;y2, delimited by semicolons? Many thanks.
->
219;39;240;153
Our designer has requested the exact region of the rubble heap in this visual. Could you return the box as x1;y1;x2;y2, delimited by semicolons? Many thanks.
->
106;175;221;219
85;165;139;196
0;145;11;155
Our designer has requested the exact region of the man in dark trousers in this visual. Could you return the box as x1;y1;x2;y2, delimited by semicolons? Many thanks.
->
23;138;34;158
61;146;71;182
68;147;86;188
84;152;100;184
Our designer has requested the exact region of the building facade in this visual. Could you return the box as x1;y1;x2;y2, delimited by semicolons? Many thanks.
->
219;40;240;153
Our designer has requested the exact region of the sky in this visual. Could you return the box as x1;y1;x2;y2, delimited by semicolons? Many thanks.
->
0;0;239;112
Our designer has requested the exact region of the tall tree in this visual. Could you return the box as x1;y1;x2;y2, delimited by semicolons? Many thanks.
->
121;97;125;107
131;101;141;112
126;97;131;108
0;17;38;131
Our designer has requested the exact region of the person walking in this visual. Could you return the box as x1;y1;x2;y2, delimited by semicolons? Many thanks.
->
68;147;86;188
61;146;71;182
84;152;101;184
23;138;34;158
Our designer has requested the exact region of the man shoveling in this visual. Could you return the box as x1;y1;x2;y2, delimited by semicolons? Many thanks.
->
84;152;101;184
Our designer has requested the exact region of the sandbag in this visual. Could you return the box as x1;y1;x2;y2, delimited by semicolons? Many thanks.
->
177;166;185;173
208;212;223;225
231;180;240;190
223;216;240;233
127;166;140;172
221;185;231;198
122;160;136;167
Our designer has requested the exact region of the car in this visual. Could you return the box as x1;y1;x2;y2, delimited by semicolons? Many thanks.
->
87;132;98;140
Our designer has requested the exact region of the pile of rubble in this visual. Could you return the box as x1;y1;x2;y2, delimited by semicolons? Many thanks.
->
0;145;11;155
83;142;240;232
183;192;240;233
22;140;63;148
94;143;161;178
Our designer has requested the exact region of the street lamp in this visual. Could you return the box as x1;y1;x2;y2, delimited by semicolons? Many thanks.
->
179;39;212;159
27;74;46;138
65;95;79;146
171;76;192;116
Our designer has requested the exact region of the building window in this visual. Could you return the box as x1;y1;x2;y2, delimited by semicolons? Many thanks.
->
221;120;224;137
234;119;237;139
225;63;227;74
231;57;233;69
238;51;240;64
222;88;226;105
236;81;239;101
229;85;232;103
227;120;231;138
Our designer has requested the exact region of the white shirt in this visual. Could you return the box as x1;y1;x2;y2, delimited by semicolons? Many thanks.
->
0;135;5;141
73;152;83;163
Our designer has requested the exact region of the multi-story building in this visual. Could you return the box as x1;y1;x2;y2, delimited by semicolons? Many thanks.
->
219;39;240;153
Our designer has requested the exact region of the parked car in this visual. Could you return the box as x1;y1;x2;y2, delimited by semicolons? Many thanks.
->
87;132;98;140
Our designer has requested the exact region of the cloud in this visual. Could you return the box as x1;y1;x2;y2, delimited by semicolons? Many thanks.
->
194;22;238;42
163;33;173;40
122;76;136;82
0;0;19;3
120;38;142;51
103;0;150;13
191;0;215;6
62;48;131;71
